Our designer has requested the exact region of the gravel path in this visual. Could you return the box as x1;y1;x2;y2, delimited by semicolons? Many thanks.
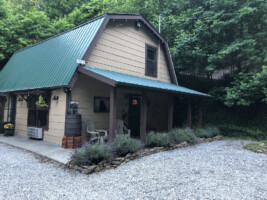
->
0;140;266;200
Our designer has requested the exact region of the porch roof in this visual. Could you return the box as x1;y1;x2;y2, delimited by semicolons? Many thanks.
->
80;66;210;97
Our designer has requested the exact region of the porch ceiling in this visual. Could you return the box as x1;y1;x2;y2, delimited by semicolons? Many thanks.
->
79;66;210;97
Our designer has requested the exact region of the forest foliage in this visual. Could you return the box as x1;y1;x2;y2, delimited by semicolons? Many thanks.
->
0;0;266;108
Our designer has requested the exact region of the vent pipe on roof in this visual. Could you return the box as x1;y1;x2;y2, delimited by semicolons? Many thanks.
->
159;13;162;33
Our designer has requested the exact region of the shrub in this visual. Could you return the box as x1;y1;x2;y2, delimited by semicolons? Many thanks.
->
195;126;220;138
72;148;87;165
219;124;266;140
170;128;197;144
145;131;171;147
112;135;141;156
194;128;210;138
206;126;220;137
186;129;198;143
72;143;112;165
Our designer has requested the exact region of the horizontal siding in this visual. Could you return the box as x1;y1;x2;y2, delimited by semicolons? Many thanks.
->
43;89;66;145
13;89;66;145
87;20;171;84
3;96;9;122
15;98;28;137
71;74;110;141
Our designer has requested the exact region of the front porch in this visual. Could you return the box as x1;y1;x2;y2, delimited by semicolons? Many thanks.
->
71;66;208;143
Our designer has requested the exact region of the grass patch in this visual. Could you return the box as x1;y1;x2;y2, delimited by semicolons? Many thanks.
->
224;136;258;141
244;141;267;152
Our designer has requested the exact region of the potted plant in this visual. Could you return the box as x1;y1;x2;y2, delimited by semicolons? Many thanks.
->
4;123;15;136
36;95;48;109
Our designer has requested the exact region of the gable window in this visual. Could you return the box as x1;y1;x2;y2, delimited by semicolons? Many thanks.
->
145;44;158;77
27;94;50;128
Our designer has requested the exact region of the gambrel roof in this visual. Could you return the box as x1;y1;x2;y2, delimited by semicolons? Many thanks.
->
0;14;209;97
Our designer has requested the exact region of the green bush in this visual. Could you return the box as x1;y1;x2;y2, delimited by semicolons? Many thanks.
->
72;143;113;165
219;124;266;140
72;148;87;165
170;128;189;144
145;131;171;147
170;128;197;144
206;126;220;137
112;135;141;156
194;128;209;138
195;126;220;138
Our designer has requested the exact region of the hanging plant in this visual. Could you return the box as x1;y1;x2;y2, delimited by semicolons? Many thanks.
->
36;95;48;108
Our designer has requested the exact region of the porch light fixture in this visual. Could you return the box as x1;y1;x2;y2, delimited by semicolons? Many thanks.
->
132;99;138;105
135;20;141;29
18;97;23;102
52;96;59;101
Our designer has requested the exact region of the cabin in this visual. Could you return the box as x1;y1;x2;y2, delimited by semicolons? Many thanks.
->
0;14;209;147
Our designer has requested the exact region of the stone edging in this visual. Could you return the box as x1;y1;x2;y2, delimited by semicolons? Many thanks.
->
243;146;267;154
67;135;224;175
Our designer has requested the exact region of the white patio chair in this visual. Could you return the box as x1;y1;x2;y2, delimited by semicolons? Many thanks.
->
86;120;108;143
115;119;131;138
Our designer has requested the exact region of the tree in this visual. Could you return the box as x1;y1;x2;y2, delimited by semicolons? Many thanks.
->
225;66;267;106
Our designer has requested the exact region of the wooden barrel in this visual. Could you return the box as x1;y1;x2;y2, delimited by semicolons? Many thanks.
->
65;114;82;136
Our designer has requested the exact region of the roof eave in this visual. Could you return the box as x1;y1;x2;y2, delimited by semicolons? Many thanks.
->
116;82;211;98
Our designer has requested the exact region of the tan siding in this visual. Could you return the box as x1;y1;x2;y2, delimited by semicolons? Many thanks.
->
87;20;171;83
43;89;67;145
71;74;110;141
3;96;9;122
15;96;28;137
13;89;66;145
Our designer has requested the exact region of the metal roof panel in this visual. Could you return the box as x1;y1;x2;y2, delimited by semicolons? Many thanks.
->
0;15;106;92
83;66;210;97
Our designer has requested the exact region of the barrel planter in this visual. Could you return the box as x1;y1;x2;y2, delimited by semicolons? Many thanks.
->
65;114;82;137
4;128;15;136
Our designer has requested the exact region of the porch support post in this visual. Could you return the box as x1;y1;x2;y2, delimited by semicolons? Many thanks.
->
187;97;192;128
140;92;147;143
108;87;116;143
168;95;173;132
197;101;203;128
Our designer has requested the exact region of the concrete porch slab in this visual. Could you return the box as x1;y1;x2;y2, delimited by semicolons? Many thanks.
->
0;134;74;164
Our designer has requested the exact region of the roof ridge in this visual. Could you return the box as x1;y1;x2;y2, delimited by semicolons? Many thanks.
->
15;14;107;54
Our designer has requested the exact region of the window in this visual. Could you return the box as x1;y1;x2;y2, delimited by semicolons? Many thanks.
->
94;97;110;113
27;94;50;128
145;44;157;77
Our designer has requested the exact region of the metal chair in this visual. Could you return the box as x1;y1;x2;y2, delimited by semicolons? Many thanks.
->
115;119;131;138
86;120;108;143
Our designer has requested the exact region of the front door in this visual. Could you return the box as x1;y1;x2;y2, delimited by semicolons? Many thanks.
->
128;95;141;138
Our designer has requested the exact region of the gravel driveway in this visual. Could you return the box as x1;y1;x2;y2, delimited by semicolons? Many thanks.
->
0;140;266;200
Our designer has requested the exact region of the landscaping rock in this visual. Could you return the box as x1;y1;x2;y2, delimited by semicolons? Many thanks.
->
125;153;131;158
81;169;89;174
111;160;121;165
180;142;188;147
94;166;103;173
115;157;124;161
213;135;223;140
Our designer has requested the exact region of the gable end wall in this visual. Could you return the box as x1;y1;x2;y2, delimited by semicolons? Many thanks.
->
87;20;172;83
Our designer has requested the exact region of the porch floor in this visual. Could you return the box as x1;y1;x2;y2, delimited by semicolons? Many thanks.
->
0;134;73;164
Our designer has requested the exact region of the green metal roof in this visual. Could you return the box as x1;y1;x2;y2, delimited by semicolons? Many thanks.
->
0;15;106;92
83;66;210;97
